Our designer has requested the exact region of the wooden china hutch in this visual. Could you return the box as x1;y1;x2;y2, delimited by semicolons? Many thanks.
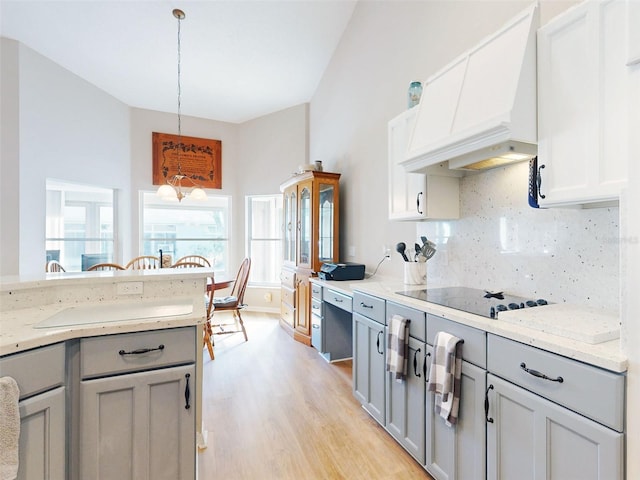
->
280;171;340;345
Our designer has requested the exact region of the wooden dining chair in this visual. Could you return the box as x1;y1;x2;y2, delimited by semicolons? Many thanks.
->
87;262;125;271
170;261;215;359
171;261;206;269
203;275;215;360
173;255;211;267
211;258;251;343
125;256;160;270
46;260;65;272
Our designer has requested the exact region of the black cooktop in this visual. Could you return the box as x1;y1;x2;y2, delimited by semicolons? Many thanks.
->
396;286;549;319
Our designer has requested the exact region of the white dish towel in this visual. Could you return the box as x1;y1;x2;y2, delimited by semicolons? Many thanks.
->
427;331;463;427
0;376;20;480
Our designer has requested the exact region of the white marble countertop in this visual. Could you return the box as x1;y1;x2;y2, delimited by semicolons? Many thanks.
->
0;297;205;356
0;267;208;292
310;277;627;373
0;269;209;356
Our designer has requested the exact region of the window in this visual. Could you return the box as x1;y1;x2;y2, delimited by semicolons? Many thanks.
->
45;180;116;271
246;195;283;285
141;192;231;274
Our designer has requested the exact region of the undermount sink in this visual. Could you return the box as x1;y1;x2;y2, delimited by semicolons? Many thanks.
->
34;299;194;329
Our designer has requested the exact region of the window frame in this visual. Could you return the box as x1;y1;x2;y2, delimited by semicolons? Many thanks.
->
45;179;117;271
139;191;232;275
245;194;283;287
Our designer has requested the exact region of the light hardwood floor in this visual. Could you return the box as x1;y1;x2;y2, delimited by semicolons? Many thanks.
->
198;312;433;479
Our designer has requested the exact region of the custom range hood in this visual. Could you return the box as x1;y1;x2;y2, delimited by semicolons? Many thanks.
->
402;3;539;174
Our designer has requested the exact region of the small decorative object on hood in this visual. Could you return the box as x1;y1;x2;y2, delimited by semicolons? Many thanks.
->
408;81;423;109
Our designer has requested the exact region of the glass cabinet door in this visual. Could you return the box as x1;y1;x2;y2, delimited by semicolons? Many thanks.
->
318;183;335;263
283;189;296;264
298;184;311;267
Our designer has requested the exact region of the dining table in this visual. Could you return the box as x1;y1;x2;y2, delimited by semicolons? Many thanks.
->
207;275;234;291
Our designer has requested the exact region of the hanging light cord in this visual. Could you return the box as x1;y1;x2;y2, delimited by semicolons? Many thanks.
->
174;9;184;175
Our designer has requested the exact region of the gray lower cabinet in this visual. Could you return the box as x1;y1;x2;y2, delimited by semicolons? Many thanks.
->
385;336;426;464
317;288;353;362
385;301;427;464
18;386;66;480
79;327;197;480
425;346;486;480
80;364;195;479
0;342;66;480
425;314;487;480
353;311;386;424
486;374;623;480
486;333;624;480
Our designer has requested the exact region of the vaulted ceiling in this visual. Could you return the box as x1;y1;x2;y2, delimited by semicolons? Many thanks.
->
0;0;357;123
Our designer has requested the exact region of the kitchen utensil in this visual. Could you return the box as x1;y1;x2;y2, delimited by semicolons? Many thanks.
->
420;242;436;261
396;242;409;262
414;243;421;261
420;236;436;249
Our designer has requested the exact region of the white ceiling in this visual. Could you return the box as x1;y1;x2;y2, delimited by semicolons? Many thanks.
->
0;0;357;123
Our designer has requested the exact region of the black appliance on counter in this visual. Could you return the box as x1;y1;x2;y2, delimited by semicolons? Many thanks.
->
319;262;365;281
396;286;549;319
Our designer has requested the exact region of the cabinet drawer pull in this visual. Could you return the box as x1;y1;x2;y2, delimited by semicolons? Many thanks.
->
376;331;384;355
520;362;563;383
334;297;343;303
416;192;423;215
537;164;546;199
423;352;430;380
118;344;165;356
413;348;422;377
312;324;320;329
360;302;373;309
184;373;191;410
485;384;494;423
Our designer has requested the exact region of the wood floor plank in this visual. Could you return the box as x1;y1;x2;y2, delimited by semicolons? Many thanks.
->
198;312;433;479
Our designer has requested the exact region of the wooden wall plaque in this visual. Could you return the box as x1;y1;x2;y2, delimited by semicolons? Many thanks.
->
152;132;222;189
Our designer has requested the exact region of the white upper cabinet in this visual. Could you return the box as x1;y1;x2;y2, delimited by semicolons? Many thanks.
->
388;108;459;221
536;0;629;207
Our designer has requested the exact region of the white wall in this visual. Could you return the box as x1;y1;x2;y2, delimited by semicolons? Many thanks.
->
129;103;307;283
237;103;308;195
0;39;131;276
129;108;239;265
0;38;20;275
310;0;539;275
1;37;307;282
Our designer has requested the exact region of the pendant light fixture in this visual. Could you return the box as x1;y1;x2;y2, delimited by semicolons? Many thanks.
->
157;9;207;202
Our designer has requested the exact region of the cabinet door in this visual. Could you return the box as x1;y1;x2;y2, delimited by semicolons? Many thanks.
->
297;181;312;268
294;271;310;336
18;386;66;480
283;187;297;265
425;346;486;480
80;364;195;480
388;108;428;221
385;336;426;464
353;312;385;424
537;0;628;206
486;374;623;480
317;181;337;264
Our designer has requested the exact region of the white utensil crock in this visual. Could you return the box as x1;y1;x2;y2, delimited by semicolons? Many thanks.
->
403;262;426;285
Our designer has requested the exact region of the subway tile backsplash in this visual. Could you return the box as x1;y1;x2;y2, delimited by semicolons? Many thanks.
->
417;162;620;311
